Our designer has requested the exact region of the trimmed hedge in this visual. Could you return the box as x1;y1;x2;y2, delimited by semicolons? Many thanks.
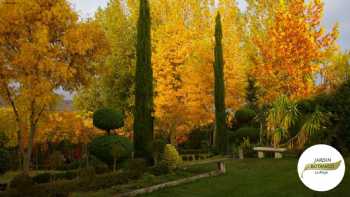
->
235;108;256;125
93;108;124;134
234;127;260;143
32;171;78;184
2;171;142;197
89;135;133;166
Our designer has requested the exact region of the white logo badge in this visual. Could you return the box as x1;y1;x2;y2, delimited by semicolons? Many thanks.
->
297;144;345;192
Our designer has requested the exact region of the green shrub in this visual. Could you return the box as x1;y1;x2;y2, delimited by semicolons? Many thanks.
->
163;144;182;170
152;139;166;164
87;155;110;174
32;171;79;184
127;159;147;179
149;161;169;176
234;127;260;143
0;148;10;174
65;155;109;174
239;137;254;157
10;173;34;193
89;135;132;166
78;167;96;182
181;125;211;149
65;159;80;170
235;108;256;125
93;108;124;135
53;171;78;180
32;173;52;184
3;170;145;197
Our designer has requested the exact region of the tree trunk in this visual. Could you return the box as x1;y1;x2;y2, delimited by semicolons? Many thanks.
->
23;123;36;174
84;143;89;167
113;158;117;172
154;155;158;165
17;129;23;170
259;121;263;144
170;124;177;146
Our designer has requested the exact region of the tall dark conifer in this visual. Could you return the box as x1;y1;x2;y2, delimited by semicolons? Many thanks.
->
213;13;227;154
134;0;153;161
246;75;259;111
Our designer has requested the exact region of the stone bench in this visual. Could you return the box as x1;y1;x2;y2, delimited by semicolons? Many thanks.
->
253;147;287;159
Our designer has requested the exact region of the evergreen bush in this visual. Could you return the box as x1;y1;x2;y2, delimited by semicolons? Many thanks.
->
235;108;256;126
163;144;182;170
89;135;133;166
93;108;124;135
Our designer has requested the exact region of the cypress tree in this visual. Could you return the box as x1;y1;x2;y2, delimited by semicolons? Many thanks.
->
213;13;227;154
134;0;154;162
246;75;259;111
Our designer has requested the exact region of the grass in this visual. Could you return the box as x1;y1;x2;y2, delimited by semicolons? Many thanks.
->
141;158;350;197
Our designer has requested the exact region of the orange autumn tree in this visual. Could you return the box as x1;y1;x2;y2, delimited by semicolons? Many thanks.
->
0;0;108;173
251;0;338;103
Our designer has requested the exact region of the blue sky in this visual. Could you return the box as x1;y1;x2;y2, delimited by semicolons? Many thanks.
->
69;0;349;50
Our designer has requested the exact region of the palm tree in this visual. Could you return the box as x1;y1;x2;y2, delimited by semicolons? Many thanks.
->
288;108;329;149
266;95;299;147
266;95;329;148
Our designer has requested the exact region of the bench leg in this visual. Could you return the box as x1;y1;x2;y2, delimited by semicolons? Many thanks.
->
217;162;226;173
275;152;283;159
258;151;264;159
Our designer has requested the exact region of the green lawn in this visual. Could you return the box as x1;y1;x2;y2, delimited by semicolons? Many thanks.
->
142;158;350;197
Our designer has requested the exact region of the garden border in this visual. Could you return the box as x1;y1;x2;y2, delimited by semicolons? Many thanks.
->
116;158;230;197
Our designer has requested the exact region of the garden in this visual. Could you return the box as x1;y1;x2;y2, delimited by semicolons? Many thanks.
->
1;0;350;196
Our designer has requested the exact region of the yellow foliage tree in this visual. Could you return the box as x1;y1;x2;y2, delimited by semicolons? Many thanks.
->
150;0;248;144
0;0;108;173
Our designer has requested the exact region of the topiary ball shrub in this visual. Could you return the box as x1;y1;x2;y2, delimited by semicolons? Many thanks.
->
163;144;182;170
93;108;124;135
234;127;260;143
0;148;10;174
89;135;133;166
10;173;34;192
235;108;256;126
